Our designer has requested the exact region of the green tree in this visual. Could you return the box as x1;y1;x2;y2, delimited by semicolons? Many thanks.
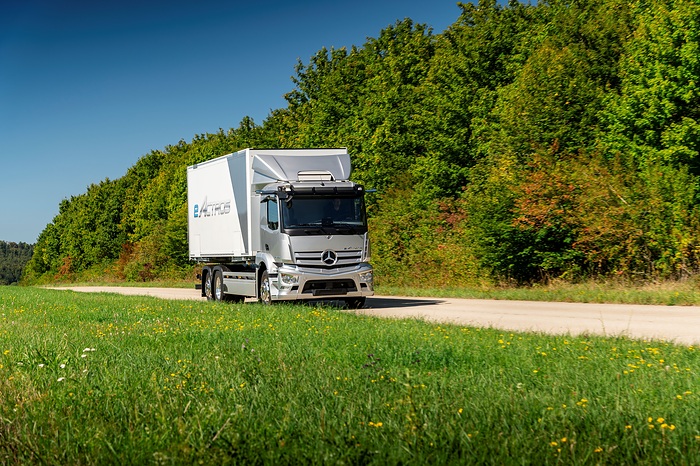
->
604;0;700;173
0;241;34;285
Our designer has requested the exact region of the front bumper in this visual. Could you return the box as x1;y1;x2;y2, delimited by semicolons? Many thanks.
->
271;263;374;302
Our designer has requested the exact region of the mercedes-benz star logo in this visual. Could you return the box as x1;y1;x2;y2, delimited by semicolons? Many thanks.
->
321;250;338;265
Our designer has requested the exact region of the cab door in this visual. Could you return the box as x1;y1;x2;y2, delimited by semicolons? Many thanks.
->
260;196;284;259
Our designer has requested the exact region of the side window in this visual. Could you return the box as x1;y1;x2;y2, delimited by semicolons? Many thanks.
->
267;198;279;230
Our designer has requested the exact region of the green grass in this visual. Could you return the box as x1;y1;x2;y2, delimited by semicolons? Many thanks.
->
48;278;195;289
1;287;698;465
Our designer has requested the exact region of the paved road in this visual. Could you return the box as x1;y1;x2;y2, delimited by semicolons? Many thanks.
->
51;286;700;345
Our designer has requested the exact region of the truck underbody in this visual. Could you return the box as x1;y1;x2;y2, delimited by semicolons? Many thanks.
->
199;259;372;308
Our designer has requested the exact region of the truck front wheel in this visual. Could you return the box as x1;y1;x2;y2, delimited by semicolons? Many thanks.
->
213;270;224;301
259;270;272;305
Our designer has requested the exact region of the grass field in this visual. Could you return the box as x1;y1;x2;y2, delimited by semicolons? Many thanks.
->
1;287;698;464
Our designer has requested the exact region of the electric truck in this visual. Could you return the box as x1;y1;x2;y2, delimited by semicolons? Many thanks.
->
187;148;374;308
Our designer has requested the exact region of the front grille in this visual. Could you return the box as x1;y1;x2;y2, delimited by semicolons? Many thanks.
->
302;279;357;295
294;249;363;268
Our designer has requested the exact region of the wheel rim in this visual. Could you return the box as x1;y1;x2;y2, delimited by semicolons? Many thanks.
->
214;272;223;301
205;273;213;299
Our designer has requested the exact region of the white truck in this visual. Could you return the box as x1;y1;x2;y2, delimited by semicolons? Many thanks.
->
187;148;374;308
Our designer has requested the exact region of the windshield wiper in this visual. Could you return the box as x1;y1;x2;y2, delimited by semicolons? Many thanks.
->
292;222;330;234
332;223;362;234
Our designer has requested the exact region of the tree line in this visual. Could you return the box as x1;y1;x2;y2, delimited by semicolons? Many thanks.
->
0;241;34;285
23;0;700;287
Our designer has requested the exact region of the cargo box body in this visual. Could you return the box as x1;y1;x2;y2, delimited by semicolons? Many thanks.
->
187;150;253;260
187;148;349;260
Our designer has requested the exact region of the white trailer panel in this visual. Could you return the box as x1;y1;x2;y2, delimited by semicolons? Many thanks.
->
187;148;351;260
187;153;251;259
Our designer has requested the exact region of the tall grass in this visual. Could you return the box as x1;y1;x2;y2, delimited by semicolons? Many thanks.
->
1;287;698;464
377;279;700;306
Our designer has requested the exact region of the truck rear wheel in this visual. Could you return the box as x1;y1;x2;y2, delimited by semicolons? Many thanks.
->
259;270;272;305
204;271;214;301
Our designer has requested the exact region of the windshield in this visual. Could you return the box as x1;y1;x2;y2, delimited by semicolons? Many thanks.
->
281;196;367;233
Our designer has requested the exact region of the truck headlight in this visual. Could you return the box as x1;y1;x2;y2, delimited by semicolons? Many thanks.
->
279;273;299;288
358;270;373;284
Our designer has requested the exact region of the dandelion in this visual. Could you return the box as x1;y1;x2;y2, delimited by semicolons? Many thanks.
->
594;447;603;453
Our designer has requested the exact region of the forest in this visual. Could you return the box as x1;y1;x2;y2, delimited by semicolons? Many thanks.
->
0;241;34;285
22;0;700;288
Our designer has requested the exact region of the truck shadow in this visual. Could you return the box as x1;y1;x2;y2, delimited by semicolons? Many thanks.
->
365;296;442;309
309;296;442;309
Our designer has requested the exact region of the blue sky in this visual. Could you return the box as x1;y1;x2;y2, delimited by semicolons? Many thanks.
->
0;0;465;244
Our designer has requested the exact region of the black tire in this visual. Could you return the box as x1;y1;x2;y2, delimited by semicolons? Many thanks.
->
204;271;214;301
213;270;224;302
346;297;366;309
259;270;272;305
